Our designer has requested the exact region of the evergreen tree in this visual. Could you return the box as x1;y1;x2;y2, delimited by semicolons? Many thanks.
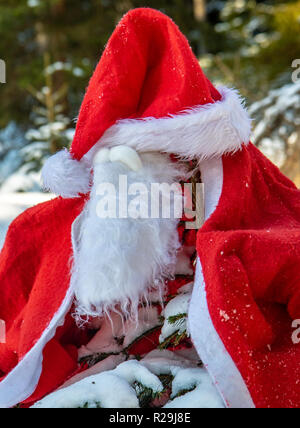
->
203;0;300;101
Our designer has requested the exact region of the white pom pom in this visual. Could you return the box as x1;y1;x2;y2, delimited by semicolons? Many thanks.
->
42;149;91;198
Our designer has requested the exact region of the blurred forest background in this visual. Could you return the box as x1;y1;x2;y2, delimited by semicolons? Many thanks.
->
0;0;299;194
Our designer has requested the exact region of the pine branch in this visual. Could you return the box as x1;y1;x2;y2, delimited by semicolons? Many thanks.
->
159;328;188;350
173;331;188;347
167;313;187;324
79;401;102;409
79;325;162;368
123;325;162;354
172;385;197;400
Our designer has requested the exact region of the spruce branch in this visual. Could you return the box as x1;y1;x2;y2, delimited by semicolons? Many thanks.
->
167;313;187;324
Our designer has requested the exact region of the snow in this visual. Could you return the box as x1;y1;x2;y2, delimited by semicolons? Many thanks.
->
175;246;195;276
0;150;23;183
159;290;191;344
142;352;224;408
0;116;75;194
0;192;54;250
122;306;160;349
141;349;200;375
34;351;223;408
32;360;163;409
78;312;124;358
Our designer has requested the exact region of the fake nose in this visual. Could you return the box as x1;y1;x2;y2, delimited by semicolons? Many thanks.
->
93;146;143;172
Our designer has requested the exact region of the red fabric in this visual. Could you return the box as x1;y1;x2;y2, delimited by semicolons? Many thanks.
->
71;8;221;160
197;143;300;408
127;329;161;356
0;196;86;400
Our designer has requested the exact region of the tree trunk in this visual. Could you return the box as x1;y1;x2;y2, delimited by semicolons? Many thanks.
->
193;0;206;22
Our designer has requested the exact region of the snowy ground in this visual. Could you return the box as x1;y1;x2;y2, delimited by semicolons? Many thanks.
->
0;192;54;249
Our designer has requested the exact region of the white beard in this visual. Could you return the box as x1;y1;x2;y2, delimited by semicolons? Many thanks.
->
72;152;187;323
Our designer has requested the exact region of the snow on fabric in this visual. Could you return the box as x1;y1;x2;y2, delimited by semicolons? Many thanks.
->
41;8;251;199
78;306;161;360
33;355;223;409
191;144;300;408
165;368;224;408
250;81;300;187
0;192;53;250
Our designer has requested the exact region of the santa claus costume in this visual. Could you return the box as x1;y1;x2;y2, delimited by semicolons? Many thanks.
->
0;8;300;408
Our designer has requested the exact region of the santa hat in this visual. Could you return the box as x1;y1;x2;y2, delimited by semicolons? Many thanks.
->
42;8;251;198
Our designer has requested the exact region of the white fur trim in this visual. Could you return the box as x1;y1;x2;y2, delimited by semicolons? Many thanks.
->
188;157;255;408
0;156;254;408
87;86;252;163
41;149;91;198
94;146;143;171
93;148;110;165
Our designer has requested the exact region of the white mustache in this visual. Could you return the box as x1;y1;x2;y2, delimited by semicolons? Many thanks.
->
93;146;143;172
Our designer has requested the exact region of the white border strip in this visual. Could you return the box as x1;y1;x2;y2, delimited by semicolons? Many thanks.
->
41;86;251;199
188;157;255;409
0;156;254;408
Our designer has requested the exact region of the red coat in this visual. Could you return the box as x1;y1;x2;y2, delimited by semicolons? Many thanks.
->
0;143;300;408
